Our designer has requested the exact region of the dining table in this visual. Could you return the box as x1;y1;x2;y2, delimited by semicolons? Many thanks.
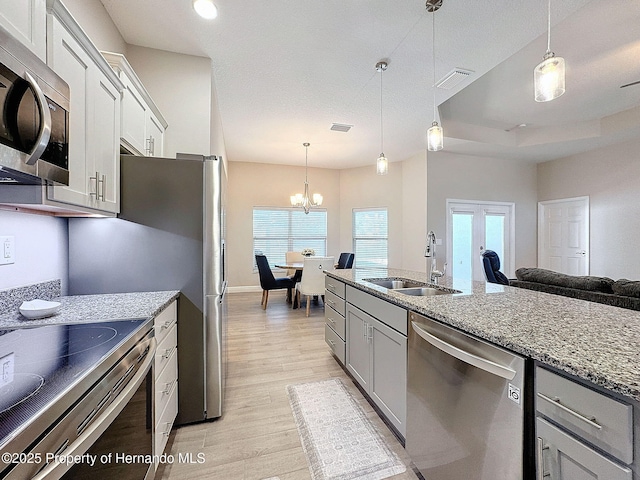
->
275;262;304;308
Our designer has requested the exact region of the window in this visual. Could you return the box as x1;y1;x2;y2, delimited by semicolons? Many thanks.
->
253;207;327;268
353;208;388;268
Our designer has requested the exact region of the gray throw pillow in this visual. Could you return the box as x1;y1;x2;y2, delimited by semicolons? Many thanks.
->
613;279;640;298
515;268;614;293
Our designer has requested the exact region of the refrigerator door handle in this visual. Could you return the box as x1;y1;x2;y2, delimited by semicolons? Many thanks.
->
411;321;517;380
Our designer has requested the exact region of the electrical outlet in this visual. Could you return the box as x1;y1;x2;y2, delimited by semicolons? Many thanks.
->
0;236;14;265
1;352;15;386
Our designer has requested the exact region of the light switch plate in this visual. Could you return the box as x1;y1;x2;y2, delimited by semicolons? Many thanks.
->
0;236;14;265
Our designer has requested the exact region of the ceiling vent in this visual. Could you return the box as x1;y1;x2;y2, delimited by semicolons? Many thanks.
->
435;68;474;89
330;123;353;132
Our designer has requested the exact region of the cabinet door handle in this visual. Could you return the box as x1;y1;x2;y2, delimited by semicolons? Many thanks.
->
537;392;602;430
98;174;106;201
536;437;550;480
367;324;373;342
89;172;98;198
326;299;335;306
327;339;336;350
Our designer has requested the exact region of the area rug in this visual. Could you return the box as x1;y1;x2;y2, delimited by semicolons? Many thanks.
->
286;378;406;480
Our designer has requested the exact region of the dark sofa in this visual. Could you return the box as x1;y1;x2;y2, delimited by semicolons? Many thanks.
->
510;267;640;311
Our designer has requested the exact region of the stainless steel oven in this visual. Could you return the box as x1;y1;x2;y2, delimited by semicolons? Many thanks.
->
0;23;70;186
0;319;156;480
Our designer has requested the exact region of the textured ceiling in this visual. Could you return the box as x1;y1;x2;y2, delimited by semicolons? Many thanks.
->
98;0;640;168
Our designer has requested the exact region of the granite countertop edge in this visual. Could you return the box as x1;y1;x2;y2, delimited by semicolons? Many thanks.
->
326;268;640;403
0;291;180;329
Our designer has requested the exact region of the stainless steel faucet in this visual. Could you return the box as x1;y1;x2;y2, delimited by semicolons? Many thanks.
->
425;230;446;284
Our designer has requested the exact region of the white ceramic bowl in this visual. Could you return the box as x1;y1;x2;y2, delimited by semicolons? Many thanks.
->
19;299;62;319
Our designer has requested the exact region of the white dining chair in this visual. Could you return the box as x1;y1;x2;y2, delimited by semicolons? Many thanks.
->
285;251;304;277
296;256;335;317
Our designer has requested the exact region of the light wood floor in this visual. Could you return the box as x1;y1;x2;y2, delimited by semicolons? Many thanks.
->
158;290;418;480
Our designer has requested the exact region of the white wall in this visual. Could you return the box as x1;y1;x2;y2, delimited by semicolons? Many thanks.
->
427;151;538;272
339;163;404;269
401;152;428;271
227;156;429;289
61;0;127;54
537;137;640;279
0;210;68;292
226;162;340;288
126;45;212;157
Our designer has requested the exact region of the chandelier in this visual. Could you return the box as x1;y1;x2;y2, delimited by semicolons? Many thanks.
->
290;142;323;214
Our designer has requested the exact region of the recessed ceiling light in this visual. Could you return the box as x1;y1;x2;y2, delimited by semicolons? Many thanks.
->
193;0;218;19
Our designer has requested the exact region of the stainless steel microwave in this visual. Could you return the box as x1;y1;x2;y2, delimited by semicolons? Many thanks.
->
0;24;70;185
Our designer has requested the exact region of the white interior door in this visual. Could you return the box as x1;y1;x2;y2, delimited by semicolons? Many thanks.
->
538;197;589;275
447;200;515;282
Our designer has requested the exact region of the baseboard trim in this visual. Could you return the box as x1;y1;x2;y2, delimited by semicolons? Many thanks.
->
228;285;262;293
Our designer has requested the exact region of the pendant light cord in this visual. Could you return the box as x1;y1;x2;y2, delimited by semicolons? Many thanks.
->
546;0;552;54
304;143;309;182
432;10;437;121
380;67;384;153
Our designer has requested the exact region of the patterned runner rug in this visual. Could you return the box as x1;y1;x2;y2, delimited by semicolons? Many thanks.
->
286;378;406;480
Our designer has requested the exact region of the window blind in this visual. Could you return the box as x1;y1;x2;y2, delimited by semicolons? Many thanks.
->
352;208;388;268
253;207;327;268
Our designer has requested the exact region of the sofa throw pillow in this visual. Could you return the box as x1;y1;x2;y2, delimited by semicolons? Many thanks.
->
613;279;640;298
515;268;615;293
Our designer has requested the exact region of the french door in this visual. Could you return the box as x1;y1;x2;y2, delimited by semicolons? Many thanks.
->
446;200;515;283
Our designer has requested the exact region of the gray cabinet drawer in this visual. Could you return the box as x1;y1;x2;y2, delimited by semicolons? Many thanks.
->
325;290;345;317
536;367;633;464
346;285;407;335
325;323;345;364
325;277;345;298
325;307;345;340
537;417;632;480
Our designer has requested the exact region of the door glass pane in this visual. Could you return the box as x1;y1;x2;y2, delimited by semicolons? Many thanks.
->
452;213;473;281
485;214;505;264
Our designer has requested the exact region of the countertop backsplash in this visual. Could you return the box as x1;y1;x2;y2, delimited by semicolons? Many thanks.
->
0;279;61;315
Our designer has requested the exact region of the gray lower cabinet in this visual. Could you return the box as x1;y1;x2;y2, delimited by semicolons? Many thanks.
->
325;277;346;364
536;365;634;480
345;302;407;437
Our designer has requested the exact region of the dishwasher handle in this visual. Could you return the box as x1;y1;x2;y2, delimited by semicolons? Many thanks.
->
411;321;517;380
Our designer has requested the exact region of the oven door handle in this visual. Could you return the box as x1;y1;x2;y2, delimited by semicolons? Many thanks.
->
411;321;516;380
23;72;52;166
32;337;156;479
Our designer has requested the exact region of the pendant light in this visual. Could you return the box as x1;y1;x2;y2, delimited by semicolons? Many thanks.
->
534;0;565;102
426;0;443;151
290;143;323;214
375;61;389;175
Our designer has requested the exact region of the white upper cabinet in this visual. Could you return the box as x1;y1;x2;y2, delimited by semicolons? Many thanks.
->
0;0;46;60
102;52;167;158
44;0;123;215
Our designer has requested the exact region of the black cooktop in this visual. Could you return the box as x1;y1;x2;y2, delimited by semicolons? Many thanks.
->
0;320;147;448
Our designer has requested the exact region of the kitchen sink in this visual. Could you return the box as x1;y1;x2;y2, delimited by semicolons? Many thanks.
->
395;287;455;296
363;277;461;296
364;278;427;289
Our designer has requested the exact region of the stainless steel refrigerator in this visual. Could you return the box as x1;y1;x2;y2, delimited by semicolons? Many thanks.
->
68;153;227;425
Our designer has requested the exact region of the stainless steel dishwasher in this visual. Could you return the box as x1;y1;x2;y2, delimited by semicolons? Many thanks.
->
407;312;527;479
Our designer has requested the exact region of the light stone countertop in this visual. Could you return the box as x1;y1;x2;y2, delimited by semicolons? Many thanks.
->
326;267;640;403
0;291;180;329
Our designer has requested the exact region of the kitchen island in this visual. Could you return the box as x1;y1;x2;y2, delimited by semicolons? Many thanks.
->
326;267;640;403
326;267;640;479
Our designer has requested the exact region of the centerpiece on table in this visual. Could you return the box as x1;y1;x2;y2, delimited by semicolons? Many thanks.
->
301;248;315;257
